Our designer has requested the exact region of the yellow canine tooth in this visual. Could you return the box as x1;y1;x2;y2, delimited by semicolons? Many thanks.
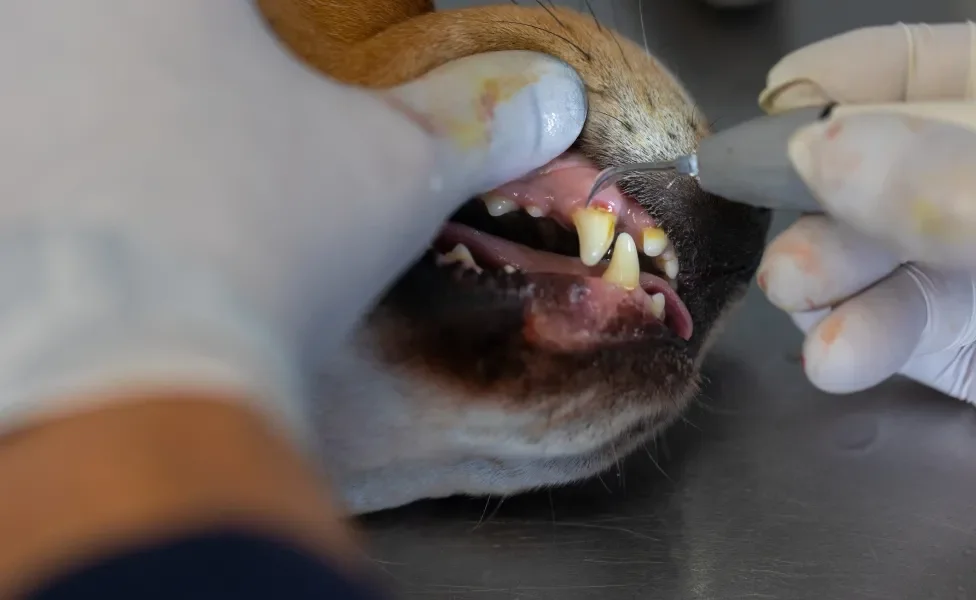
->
482;195;518;216
572;207;616;266
641;227;668;257
601;232;641;291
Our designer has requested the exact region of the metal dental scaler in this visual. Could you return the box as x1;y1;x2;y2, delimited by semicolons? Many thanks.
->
585;105;835;212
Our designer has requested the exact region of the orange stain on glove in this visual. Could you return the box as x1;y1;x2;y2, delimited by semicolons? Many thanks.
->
824;120;843;140
768;237;822;277
818;314;845;346
447;73;540;149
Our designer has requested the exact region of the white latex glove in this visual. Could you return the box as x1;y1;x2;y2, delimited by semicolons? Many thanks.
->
756;22;976;402
0;1;585;448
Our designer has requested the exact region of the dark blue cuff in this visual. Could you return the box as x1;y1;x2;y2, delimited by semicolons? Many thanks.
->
25;530;389;600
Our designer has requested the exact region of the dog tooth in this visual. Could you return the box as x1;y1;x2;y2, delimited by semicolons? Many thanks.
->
648;293;665;320
573;207;616;266
654;244;680;279
482;195;518;217
503;265;516;274
641;227;668;257
664;257;679;279
525;206;546;218
601;233;640;290
436;243;480;271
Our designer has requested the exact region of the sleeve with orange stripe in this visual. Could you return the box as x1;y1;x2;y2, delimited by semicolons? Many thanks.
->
0;394;379;599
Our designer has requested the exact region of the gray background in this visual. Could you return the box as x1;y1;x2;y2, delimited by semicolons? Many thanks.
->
361;1;976;598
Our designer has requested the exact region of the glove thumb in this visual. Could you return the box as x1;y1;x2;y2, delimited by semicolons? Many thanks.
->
385;51;587;207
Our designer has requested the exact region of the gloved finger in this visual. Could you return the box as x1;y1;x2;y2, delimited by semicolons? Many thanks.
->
282;52;584;346
796;304;976;403
759;22;976;113
788;104;976;270
757;214;901;312
384;51;587;206
800;264;928;394
800;264;976;394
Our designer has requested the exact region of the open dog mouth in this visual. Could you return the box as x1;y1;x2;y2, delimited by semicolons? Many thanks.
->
429;152;693;351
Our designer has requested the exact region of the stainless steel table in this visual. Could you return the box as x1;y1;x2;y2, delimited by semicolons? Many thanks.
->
362;1;976;597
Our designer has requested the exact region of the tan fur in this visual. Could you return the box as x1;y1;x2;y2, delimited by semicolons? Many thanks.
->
258;1;709;150
262;1;654;86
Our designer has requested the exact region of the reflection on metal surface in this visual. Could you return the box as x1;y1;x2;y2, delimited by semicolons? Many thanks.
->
370;1;976;598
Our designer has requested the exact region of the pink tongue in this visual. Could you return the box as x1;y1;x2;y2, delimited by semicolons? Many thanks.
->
488;154;658;238
438;223;693;342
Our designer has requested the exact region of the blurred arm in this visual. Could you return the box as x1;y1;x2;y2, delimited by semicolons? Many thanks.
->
0;392;370;600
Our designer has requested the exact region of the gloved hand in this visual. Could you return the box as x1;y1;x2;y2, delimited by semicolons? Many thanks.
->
0;1;585;448
756;22;976;402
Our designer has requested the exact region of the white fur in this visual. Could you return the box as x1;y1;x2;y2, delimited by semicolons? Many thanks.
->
313;331;674;514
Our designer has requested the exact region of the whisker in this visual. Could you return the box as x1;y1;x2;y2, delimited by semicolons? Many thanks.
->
692;398;723;416
484;496;507;523
592;109;628;129
535;0;569;33
606;3;633;72
655;435;672;462
582;0;604;33
611;442;625;490
481;19;591;61
643;444;674;483
470;495;493;531
638;0;650;56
